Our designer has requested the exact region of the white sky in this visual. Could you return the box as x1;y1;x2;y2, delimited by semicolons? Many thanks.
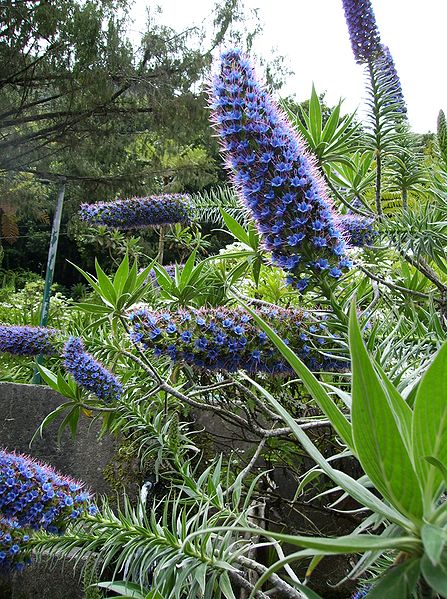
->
130;0;447;133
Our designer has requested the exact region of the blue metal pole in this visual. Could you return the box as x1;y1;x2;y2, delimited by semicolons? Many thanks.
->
32;179;66;383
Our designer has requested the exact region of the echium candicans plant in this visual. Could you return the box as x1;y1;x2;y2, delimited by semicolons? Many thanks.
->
341;0;410;215
209;49;351;293
80;194;193;230
129;304;346;374
178;304;447;598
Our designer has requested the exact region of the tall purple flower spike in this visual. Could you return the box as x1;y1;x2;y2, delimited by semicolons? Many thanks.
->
0;325;58;356
209;49;351;292
375;45;407;116
63;337;122;403
341;0;382;64
80;194;193;230
129;304;346;375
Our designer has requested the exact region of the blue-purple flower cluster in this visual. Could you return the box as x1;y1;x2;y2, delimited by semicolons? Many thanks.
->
351;586;370;598
129;305;346;375
335;214;377;247
209;49;351;293
341;0;382;63
0;518;31;572
79;194;193;230
63;337;122;403
0;325;58;356
0;451;95;533
375;45;407;116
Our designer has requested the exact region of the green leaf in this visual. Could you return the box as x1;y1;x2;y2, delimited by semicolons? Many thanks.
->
123;260;139;294
56;372;77;400
349;302;423;521
186;526;419;554
239;305;353;449
292;585;323;599
68;261;102;297
179;248;197;287
309;84;322;143
425;457;447;489
75;302;109;315
321;101;341;143
219;572;237;599
422;523;446;566
95;259;117;306
30;403;72;446
220;209;250;245
421;552;447;597
412;342;447;507
113;253;130;296
58;406;80;441
36;364;59;392
95;581;150;598
366;559;420;599
374;362;413;456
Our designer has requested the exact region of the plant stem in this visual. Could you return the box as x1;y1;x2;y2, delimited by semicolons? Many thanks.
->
158;225;166;264
319;280;348;326
402;186;408;210
375;150;383;217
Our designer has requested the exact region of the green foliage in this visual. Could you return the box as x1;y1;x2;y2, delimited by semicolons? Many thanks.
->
284;87;360;169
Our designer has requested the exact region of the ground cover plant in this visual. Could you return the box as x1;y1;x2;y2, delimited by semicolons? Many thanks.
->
1;0;447;597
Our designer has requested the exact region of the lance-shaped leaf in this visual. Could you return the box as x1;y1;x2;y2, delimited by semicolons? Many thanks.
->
349;303;423;521
412;342;447;508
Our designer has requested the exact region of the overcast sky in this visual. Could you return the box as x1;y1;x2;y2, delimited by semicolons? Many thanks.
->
131;0;447;133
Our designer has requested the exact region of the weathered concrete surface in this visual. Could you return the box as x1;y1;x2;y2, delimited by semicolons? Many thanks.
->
0;382;116;598
0;382;114;494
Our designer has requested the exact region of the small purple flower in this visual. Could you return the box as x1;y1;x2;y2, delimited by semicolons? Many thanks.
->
209;49;349;292
63;337;122;403
80;195;193;230
0;326;58;356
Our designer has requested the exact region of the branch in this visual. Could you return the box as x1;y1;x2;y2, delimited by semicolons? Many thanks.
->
357;264;437;302
237;556;306;599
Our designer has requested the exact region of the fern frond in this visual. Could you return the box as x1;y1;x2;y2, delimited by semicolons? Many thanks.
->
0;203;19;243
